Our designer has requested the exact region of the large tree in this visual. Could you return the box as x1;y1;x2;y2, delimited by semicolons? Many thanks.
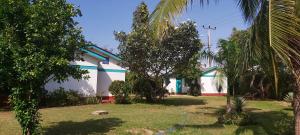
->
150;0;300;134
115;2;202;101
0;0;87;134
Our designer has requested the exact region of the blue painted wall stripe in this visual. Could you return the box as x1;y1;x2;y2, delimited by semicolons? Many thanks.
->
80;49;106;61
201;75;225;77
77;65;126;73
98;68;127;73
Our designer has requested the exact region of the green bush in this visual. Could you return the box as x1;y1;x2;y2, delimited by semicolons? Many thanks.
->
109;81;131;104
83;97;99;104
233;97;246;113
274;112;294;135
133;78;155;102
217;111;253;125
44;88;100;107
284;92;293;103
46;87;82;107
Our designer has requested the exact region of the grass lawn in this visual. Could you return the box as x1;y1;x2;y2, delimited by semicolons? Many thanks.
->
0;96;293;135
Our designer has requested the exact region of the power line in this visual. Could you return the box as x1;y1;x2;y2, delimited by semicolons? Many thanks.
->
202;25;216;67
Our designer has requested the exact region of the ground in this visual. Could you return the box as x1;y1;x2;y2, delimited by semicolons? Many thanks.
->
0;96;293;135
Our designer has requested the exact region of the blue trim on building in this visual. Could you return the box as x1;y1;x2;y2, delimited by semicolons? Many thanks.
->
80;49;106;61
88;45;121;61
98;68;127;73
76;65;126;73
201;75;225;77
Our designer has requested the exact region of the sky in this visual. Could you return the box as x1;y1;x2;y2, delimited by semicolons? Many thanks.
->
68;0;249;53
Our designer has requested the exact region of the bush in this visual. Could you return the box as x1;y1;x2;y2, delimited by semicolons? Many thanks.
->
233;97;246;113
109;81;131;104
284;92;293;103
274;112;294;135
83;97;99;104
133;78;155;102
45;88;100;107
217;110;253;125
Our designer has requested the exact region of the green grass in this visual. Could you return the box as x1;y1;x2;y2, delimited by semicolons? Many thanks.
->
0;96;293;135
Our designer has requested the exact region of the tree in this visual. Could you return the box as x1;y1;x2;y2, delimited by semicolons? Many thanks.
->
115;2;202;102
150;0;300;134
0;0;87;134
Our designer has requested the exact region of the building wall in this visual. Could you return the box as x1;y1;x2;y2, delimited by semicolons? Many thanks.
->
165;78;189;94
166;78;176;93
97;58;126;97
97;71;125;96
45;55;99;96
165;69;228;95
200;70;227;95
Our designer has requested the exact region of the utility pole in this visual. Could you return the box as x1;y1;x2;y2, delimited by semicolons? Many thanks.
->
202;25;216;67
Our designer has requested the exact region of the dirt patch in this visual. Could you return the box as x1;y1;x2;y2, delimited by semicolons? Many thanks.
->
126;128;154;135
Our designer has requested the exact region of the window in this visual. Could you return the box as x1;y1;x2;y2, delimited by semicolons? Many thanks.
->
102;57;109;64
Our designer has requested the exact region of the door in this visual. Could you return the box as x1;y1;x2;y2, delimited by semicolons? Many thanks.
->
176;78;182;93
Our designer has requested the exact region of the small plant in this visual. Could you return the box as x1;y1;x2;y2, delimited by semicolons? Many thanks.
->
84;97;99;104
109;81;131;104
217;109;253;125
274;112;294;135
233;97;246;113
284;92;293;103
46;87;82;107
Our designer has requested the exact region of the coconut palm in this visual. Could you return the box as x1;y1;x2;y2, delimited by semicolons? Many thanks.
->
150;0;300;134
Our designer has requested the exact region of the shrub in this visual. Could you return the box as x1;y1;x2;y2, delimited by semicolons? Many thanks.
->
133;78;155;102
217;110;253;125
274;112;294;135
233;97;246;113
109;81;131;104
45;87;82;107
284;92;293;103
83;97;99;104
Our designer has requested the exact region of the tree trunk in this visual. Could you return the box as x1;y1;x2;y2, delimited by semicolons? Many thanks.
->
226;92;232;113
294;70;300;135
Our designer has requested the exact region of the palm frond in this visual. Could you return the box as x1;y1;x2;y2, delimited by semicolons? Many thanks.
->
150;0;213;37
269;0;300;72
236;0;263;22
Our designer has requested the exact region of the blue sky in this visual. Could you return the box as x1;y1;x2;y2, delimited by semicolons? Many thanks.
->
68;0;249;53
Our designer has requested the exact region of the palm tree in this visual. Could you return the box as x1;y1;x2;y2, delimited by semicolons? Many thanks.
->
150;0;300;134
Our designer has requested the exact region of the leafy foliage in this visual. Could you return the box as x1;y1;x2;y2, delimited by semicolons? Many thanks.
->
115;2;202;102
233;97;246;113
45;88;82;107
218;111;253;126
0;0;88;134
109;81;131;104
284;92;294;103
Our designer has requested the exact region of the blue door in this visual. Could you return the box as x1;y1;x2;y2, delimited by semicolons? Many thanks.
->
176;78;182;93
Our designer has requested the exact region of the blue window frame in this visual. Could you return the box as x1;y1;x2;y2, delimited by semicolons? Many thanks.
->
102;57;109;64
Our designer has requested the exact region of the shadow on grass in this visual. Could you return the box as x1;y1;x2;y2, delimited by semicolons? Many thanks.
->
156;97;207;106
235;111;294;135
44;118;124;135
172;122;224;132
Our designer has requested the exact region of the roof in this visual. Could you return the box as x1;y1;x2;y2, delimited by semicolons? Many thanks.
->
87;45;121;61
80;48;106;61
201;66;221;75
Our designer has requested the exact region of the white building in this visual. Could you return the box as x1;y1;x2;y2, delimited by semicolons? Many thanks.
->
166;66;227;96
45;45;126;101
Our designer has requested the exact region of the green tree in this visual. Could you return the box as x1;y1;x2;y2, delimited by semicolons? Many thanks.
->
150;0;300;133
115;2;202;102
0;0;87;134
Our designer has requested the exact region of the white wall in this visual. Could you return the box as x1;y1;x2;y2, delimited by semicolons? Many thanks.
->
200;70;228;94
97;71;125;96
45;47;128;98
166;78;176;93
97;56;126;96
45;55;100;96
